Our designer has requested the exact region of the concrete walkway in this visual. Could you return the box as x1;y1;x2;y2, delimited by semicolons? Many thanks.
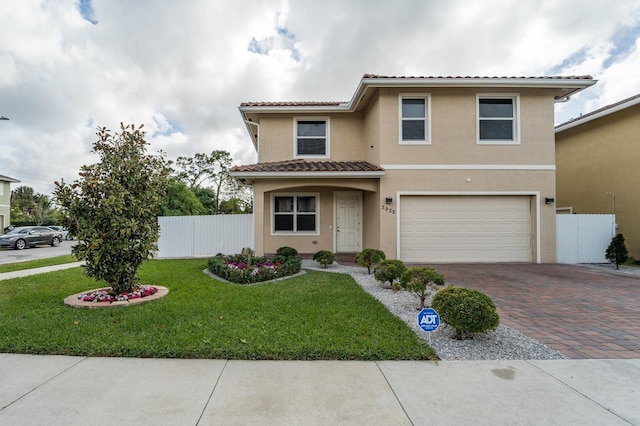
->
0;262;84;281
0;354;639;425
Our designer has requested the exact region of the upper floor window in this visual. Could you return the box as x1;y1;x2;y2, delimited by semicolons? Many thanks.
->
399;95;430;144
477;95;519;144
295;118;329;158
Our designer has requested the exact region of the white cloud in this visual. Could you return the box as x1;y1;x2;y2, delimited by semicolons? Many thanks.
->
1;0;640;196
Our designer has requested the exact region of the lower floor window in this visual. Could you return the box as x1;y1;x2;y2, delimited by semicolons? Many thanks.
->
273;194;318;233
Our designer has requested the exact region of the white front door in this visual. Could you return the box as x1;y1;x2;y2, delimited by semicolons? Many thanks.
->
335;191;362;252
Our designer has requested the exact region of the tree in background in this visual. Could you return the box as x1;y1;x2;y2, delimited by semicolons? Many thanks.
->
32;194;58;225
159;178;207;216
54;123;168;295
172;150;245;214
193;187;218;214
10;186;60;224
10;186;36;219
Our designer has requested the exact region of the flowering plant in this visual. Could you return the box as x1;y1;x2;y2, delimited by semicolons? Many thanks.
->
208;252;301;284
78;285;158;303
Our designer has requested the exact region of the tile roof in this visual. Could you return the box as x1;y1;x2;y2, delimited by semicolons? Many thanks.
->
230;160;384;173
240;74;595;108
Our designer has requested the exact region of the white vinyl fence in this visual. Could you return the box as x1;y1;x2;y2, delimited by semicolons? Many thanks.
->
556;214;615;264
157;215;253;259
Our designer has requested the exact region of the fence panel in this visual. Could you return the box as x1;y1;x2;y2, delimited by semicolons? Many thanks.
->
556;214;615;264
157;215;254;258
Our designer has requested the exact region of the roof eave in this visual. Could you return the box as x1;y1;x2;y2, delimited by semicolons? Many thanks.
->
239;104;350;114
0;175;21;183
350;76;597;109
556;95;640;133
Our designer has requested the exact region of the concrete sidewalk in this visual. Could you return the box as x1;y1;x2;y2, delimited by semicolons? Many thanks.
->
0;262;84;280
1;354;638;425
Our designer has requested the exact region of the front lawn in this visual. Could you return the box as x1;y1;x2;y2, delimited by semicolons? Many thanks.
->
0;259;436;360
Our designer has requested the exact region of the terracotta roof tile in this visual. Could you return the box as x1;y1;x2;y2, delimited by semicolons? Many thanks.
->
231;160;384;173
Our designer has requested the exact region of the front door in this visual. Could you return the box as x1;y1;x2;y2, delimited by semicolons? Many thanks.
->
335;191;362;252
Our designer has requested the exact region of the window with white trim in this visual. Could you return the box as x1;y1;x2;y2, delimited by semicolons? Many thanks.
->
295;119;328;157
273;194;319;234
477;95;519;144
399;95;430;144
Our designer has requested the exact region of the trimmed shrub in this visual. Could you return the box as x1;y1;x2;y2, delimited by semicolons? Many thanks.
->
374;259;407;288
431;286;500;340
605;233;629;270
276;246;298;258
313;250;335;268
355;248;386;274
399;267;445;309
207;252;301;284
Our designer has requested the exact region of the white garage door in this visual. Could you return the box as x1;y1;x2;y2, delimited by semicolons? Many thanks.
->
399;195;532;263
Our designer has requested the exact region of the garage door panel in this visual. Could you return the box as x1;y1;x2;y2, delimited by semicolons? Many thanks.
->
400;196;532;263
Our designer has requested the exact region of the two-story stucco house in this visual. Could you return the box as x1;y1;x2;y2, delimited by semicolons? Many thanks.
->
0;174;20;232
555;93;640;258
231;74;595;263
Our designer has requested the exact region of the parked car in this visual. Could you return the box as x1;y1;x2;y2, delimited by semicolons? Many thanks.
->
47;225;71;240
0;226;63;250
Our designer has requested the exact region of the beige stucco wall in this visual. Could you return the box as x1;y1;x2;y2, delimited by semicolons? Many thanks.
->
369;88;556;166
256;114;365;163
251;178;378;255
556;104;640;258
248;87;559;262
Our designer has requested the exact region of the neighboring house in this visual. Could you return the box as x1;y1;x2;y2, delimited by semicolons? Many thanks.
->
0;174;20;232
555;93;640;258
231;74;595;263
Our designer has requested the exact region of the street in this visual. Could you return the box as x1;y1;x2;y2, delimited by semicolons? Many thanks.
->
0;240;74;265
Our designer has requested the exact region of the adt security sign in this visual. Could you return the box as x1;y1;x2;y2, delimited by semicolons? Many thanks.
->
417;308;440;333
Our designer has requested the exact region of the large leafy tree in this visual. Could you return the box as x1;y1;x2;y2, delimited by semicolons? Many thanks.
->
173;150;241;214
10;186;36;219
10;186;60;224
32;194;58;225
159;178;207;216
54;123;168;295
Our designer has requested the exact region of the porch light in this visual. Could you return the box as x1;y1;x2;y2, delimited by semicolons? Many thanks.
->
545;197;555;205
385;197;393;204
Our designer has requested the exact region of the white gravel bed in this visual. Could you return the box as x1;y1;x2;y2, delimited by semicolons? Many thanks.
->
302;260;567;361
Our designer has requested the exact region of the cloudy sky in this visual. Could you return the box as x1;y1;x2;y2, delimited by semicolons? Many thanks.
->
1;0;640;196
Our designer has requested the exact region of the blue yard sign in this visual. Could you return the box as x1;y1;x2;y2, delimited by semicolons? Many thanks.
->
417;308;440;333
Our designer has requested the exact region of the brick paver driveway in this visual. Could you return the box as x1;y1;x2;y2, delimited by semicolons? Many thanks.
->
428;263;640;359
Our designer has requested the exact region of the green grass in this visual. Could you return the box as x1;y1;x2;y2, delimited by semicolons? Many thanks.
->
0;255;78;273
0;259;437;360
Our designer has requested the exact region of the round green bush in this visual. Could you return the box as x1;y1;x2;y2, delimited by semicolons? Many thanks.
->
276;246;298;258
374;259;407;288
313;250;335;268
431;286;500;340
